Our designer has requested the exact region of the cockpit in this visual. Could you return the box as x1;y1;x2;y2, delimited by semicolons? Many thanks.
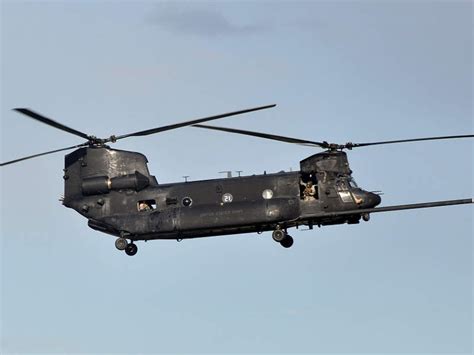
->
348;178;358;189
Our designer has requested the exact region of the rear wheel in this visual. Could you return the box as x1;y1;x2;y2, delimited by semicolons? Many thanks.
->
280;235;294;248
125;243;138;256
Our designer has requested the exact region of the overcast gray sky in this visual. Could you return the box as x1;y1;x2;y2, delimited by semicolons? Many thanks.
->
1;1;473;353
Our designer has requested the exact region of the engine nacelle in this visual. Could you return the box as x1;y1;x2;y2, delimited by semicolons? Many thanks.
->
81;171;150;196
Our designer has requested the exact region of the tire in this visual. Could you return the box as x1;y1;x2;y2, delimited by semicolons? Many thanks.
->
280;235;294;248
272;229;285;242
125;243;138;256
115;237;128;251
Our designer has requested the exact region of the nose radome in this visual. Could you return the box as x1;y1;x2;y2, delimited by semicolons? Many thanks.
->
368;192;382;207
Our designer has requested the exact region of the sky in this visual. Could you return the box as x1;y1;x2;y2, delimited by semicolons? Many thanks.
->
0;1;472;354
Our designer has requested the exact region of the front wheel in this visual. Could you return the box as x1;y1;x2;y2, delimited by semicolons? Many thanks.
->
115;237;128;251
272;229;286;242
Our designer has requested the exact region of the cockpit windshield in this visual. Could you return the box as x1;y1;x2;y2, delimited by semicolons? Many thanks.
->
348;178;358;188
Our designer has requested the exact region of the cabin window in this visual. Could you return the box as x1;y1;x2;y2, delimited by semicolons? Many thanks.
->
137;199;156;212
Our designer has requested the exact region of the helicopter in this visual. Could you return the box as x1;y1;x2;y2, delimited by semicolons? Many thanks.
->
1;105;473;256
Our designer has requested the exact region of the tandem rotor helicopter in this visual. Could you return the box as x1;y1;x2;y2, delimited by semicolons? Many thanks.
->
1;104;473;256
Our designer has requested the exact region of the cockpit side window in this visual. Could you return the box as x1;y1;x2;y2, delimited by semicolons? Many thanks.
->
336;180;349;191
336;179;353;203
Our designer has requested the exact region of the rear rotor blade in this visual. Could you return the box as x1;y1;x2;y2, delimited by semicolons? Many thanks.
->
349;134;474;148
13;108;90;140
1;143;87;167
112;104;276;141
193;124;327;148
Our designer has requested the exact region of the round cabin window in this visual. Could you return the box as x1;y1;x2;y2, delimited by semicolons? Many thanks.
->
262;189;273;200
182;197;193;207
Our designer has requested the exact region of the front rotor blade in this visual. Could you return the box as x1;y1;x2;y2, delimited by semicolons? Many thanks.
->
349;134;474;148
318;198;473;217
0;143;87;167
194;124;327;148
113;104;276;141
13;108;90;140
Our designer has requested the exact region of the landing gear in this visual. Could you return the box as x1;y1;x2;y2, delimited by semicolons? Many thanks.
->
115;232;138;256
272;228;294;248
115;237;128;251
272;229;285;242
125;242;138;256
280;235;294;248
362;213;370;222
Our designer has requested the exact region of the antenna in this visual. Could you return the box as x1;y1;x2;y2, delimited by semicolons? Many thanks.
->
235;170;243;177
182;176;190;182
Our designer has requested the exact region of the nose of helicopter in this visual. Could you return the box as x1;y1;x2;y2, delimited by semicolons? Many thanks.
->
366;192;382;207
352;189;382;208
